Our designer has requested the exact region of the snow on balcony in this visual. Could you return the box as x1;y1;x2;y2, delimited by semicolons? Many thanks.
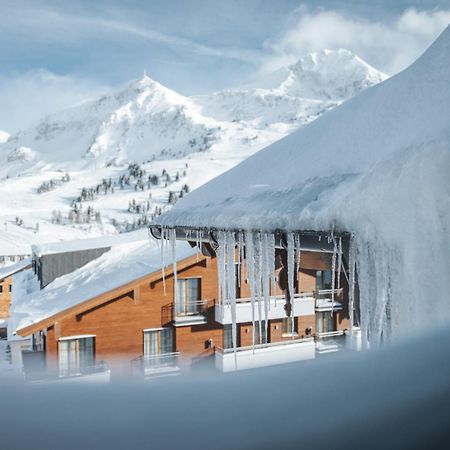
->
173;300;208;327
315;289;344;312
215;338;315;372
215;293;315;325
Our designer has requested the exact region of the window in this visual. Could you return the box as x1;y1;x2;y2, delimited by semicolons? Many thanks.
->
8;285;12;293
58;336;95;377
316;270;333;291
0;285;2;294
223;324;235;349
254;320;268;345
176;278;201;315
144;328;173;355
316;311;335;334
282;317;298;336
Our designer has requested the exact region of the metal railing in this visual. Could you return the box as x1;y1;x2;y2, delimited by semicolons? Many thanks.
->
131;352;180;376
218;292;314;306
315;330;345;339
174;299;208;318
58;362;109;379
216;337;314;354
218;289;344;306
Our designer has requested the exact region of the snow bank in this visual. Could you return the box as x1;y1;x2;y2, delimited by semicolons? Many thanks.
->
157;27;450;342
11;238;197;333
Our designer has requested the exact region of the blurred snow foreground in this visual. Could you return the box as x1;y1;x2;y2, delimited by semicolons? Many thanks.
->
156;26;450;345
2;324;450;450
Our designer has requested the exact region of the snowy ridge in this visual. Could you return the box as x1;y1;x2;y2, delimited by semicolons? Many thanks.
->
157;27;450;343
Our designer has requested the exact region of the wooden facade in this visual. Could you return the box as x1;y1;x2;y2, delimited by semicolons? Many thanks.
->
0;276;12;320
17;250;350;377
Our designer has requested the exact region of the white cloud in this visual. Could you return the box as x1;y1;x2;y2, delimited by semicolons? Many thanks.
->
263;7;450;75
0;70;110;134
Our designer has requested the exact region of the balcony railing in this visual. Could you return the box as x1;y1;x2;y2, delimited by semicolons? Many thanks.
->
173;300;208;326
215;293;315;324
315;289;344;311
58;362;109;379
131;352;181;378
215;337;316;372
216;336;315;354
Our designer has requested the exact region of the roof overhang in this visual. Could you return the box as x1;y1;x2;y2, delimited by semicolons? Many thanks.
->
149;225;350;254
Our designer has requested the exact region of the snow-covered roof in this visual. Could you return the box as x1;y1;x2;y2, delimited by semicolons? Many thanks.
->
156;27;450;341
32;229;148;256
11;238;197;334
0;258;31;281
157;27;450;233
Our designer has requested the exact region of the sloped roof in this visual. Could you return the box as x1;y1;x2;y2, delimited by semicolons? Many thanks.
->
12;238;198;336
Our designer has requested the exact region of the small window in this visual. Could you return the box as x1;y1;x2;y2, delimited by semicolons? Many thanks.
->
316;270;332;291
176;278;201;315
282;317;298;336
144;328;173;356
254;320;268;345
223;324;233;349
316;311;335;334
0;285;3;294
9;285;12;293
58;336;95;377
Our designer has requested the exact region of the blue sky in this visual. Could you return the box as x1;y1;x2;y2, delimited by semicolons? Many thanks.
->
1;0;449;132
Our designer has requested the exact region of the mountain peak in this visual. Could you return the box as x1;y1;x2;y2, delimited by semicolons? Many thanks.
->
279;48;387;100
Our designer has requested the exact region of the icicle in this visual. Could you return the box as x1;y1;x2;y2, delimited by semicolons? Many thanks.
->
255;232;263;344
225;231;238;368
348;234;356;333
331;233;337;316
337;237;343;290
267;233;276;309
295;233;301;299
216;231;227;306
245;231;257;349
237;231;243;289
170;228;178;311
262;233;271;343
287;232;295;332
160;227;167;296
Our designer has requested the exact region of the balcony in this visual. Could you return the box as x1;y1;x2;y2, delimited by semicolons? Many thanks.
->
315;330;346;354
315;289;344;312
215;338;315;372
173;300;208;327
131;352;181;378
215;293;315;325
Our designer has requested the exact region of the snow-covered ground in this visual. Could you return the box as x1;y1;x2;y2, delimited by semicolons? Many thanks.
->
0;50;385;256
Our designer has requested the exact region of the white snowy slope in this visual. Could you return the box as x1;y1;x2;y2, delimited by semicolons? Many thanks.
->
0;50;385;254
10;238;197;332
158;27;450;341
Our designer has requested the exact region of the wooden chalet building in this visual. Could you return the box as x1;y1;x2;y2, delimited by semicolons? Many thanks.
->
0;259;31;337
12;233;351;380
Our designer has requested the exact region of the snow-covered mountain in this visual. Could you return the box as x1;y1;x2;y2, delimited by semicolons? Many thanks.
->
194;49;386;127
0;49;386;253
